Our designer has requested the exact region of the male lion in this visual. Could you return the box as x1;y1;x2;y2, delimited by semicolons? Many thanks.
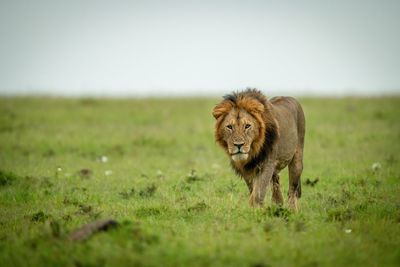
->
212;89;305;211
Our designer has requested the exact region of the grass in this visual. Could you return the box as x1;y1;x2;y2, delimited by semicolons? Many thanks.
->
0;96;399;266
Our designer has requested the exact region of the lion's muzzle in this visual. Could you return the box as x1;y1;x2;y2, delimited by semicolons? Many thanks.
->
231;152;249;162
230;142;250;161
232;142;245;154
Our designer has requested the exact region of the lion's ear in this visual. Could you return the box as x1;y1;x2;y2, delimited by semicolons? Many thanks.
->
212;101;233;120
212;107;224;119
252;101;265;113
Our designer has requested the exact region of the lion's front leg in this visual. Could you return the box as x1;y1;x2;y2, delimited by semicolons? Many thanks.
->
244;178;253;194
249;162;274;207
249;175;270;206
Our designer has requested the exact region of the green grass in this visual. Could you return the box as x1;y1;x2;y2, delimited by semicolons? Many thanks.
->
0;96;399;266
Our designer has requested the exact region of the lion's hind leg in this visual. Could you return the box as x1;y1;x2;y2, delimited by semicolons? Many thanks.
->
287;147;303;212
270;173;284;205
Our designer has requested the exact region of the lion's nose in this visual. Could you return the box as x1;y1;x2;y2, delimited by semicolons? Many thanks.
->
234;142;245;150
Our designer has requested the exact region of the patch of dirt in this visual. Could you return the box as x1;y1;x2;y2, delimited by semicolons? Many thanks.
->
187;201;209;212
78;169;92;179
305;177;319;187
70;218;118;242
139;184;157;197
0;169;17;186
31;211;49;222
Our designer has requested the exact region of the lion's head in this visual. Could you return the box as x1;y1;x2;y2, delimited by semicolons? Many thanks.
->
212;89;278;164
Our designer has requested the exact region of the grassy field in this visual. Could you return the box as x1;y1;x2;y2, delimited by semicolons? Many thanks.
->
0;96;399;266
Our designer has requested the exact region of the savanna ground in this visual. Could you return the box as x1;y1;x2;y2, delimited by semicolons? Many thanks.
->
0;96;399;267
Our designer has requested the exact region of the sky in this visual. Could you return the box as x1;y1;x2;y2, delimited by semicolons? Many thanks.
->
0;0;399;96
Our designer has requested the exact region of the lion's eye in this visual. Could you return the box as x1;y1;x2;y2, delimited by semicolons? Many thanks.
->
226;125;233;130
245;124;251;129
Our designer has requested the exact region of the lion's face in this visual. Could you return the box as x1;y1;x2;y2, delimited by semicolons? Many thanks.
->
213;94;269;164
218;108;261;162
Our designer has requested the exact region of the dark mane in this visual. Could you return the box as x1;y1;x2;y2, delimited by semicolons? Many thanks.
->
244;121;278;171
223;93;237;103
223;88;267;107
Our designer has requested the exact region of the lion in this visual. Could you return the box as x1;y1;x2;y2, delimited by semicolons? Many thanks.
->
212;89;305;211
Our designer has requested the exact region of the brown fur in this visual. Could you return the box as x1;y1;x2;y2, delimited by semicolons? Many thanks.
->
212;89;305;211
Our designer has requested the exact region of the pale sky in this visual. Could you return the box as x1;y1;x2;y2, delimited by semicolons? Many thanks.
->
0;0;399;96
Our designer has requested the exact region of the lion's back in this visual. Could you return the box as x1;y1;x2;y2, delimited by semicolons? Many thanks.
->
270;96;305;143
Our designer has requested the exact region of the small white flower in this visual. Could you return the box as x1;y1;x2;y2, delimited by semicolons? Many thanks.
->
57;167;62;172
345;229;352;233
105;170;112;175
156;170;163;176
371;162;381;171
101;156;108;163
